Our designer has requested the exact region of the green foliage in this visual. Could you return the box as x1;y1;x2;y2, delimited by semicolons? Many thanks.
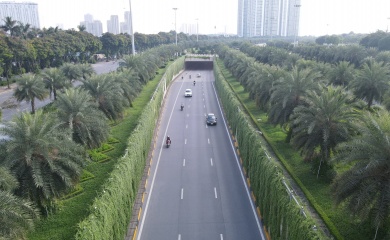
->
214;59;324;239
75;56;184;240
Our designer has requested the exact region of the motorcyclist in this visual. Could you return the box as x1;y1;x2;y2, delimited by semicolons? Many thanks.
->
180;103;184;111
193;80;196;86
166;136;171;145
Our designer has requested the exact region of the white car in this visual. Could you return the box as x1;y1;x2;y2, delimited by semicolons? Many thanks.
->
196;73;201;78
185;89;192;97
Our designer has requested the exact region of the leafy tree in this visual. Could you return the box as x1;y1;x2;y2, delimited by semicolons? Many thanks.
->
0;167;39;239
54;88;109;149
13;73;48;114
1;111;85;213
332;111;390;239
40;67;70;100
290;86;358;177
350;59;390;108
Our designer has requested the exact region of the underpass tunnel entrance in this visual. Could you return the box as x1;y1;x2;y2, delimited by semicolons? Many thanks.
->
184;56;214;70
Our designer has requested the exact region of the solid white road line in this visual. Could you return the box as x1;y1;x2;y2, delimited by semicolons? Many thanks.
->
211;82;266;240
136;75;186;240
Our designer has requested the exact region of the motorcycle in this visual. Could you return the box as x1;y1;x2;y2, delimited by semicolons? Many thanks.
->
166;139;171;148
193;81;196;86
180;104;184;111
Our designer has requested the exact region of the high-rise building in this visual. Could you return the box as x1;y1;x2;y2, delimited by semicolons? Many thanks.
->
107;15;119;34
79;14;102;36
237;0;301;37
0;1;40;28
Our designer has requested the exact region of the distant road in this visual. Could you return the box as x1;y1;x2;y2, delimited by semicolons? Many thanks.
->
136;70;265;240
0;61;120;122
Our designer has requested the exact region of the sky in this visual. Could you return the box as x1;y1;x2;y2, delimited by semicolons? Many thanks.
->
31;0;390;36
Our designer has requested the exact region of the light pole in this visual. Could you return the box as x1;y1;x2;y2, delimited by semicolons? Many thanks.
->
128;0;135;55
387;17;390;32
172;8;178;45
195;18;199;41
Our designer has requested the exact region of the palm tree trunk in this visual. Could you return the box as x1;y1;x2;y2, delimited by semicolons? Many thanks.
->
31;98;35;114
316;159;323;179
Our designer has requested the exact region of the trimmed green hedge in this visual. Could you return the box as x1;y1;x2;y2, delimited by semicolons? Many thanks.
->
213;59;324;240
74;57;184;240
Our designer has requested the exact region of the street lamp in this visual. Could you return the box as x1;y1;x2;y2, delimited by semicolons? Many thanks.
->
195;18;199;41
172;8;178;45
128;0;135;55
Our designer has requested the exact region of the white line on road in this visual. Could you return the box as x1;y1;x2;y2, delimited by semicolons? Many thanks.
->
183;159;186;167
210;158;213;166
208;138;210;144
186;124;188;129
137;77;186;240
204;105;206;108
211;82;266;240
181;188;184;200
178;234;181;240
185;139;187;144
214;187;218;199
187;114;189;117
220;234;223;240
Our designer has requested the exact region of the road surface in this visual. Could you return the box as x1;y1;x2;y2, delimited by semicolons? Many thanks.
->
136;70;265;240
0;61;120;122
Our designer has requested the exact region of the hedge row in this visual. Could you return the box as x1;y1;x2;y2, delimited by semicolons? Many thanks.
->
74;56;184;240
213;59;324;239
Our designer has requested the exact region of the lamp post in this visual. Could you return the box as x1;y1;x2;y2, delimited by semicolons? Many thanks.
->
128;0;135;55
293;4;301;46
195;18;199;41
173;8;178;45
387;17;390;32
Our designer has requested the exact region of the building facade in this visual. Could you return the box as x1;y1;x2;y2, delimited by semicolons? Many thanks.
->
107;15;119;35
0;1;40;28
237;0;301;37
80;14;102;36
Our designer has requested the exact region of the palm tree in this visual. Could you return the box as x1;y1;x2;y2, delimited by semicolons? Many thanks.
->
327;61;355;87
350;59;390;108
1;111;85;213
40;67;70;100
1;16;20;36
78;63;95;80
0;167;39;239
332;111;390;239
81;75;126;120
60;63;82;82
13;73;48;114
120;55;156;84
77;25;86;32
54;88;109;149
269;67;322;127
290;86;359;177
108;69;141;107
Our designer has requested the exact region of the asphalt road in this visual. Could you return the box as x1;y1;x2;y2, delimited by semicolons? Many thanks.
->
137;70;265;240
0;61;120;122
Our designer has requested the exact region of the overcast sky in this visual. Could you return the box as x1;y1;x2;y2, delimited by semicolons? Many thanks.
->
32;0;390;36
